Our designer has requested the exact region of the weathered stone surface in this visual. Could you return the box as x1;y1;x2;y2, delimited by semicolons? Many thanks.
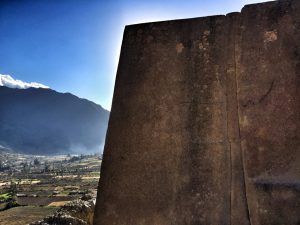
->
237;1;300;224
31;199;95;225
94;1;300;224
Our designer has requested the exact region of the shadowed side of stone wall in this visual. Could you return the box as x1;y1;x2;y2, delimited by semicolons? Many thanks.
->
94;1;300;225
94;16;236;225
238;1;300;224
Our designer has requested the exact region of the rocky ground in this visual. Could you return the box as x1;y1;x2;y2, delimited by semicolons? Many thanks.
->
29;197;95;225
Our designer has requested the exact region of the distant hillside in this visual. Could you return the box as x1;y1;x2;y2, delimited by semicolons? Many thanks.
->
0;86;109;155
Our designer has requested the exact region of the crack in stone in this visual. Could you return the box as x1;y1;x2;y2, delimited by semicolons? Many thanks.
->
234;16;252;225
242;80;275;108
258;80;275;104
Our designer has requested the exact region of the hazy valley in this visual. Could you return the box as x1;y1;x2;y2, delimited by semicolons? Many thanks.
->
0;83;108;224
0;147;101;225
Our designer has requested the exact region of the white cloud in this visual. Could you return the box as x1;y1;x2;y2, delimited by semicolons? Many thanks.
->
0;74;49;89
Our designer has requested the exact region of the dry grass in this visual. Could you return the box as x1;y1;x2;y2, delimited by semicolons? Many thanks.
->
48;201;70;207
0;206;57;225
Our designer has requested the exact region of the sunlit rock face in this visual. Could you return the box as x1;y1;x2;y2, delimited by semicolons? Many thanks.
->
94;0;300;224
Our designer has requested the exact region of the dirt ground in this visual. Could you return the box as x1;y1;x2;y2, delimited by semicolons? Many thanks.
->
0;206;57;225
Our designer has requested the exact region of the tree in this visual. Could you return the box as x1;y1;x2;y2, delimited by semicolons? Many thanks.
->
9;180;17;195
0;161;10;172
33;158;40;166
44;163;50;173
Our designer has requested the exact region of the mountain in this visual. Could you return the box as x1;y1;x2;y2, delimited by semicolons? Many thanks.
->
0;86;109;155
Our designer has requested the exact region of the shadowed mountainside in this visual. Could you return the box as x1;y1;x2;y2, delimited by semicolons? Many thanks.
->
0;86;109;155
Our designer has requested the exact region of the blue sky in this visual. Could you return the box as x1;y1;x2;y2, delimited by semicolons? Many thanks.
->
0;0;269;110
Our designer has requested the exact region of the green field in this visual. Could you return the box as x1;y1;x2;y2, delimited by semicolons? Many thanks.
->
0;193;12;202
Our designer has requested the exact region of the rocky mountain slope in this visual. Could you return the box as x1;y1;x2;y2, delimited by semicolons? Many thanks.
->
0;86;109;155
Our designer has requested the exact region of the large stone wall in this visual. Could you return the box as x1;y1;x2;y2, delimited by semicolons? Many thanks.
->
94;1;300;224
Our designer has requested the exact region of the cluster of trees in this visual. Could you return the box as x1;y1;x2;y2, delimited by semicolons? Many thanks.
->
0;161;10;172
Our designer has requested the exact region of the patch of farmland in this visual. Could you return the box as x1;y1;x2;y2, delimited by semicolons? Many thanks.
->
0;206;57;225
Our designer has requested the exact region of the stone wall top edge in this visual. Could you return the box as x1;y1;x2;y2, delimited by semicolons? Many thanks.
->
124;15;226;31
123;0;288;31
241;0;279;13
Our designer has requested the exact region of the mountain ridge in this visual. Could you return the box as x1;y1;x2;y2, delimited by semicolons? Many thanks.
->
0;86;109;155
